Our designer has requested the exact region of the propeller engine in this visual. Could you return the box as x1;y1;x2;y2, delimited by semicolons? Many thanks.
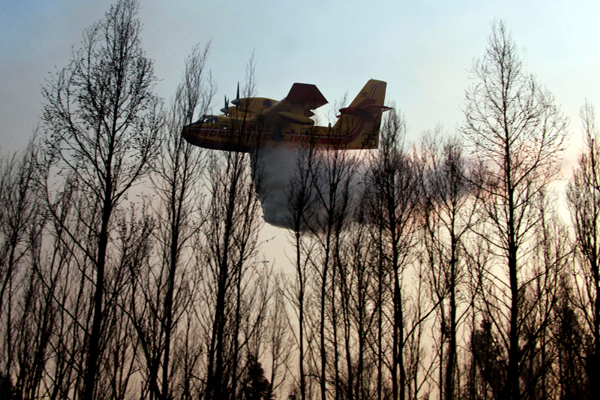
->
231;83;240;107
220;83;241;116
220;96;229;115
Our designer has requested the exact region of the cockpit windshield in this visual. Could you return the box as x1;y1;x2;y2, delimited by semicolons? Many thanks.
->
193;115;219;125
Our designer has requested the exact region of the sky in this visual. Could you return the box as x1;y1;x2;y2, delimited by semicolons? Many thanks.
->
1;0;599;260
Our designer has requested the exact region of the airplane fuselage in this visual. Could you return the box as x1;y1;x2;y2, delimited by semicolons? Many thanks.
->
182;80;389;153
182;114;374;153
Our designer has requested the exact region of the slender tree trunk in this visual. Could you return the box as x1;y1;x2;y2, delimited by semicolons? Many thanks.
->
161;215;180;400
296;230;306;400
506;177;520;400
231;265;243;400
320;244;329;400
592;257;600;400
445;238;458;400
377;222;384;400
332;250;341;400
83;194;112;400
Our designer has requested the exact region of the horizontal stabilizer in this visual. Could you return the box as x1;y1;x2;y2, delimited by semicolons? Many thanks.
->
339;105;392;122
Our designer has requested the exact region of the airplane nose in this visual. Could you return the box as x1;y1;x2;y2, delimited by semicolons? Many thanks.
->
181;124;193;143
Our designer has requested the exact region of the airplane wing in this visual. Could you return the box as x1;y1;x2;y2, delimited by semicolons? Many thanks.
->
285;83;328;111
264;83;328;125
236;97;268;114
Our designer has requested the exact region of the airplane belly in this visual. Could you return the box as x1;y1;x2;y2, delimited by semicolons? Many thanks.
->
183;125;271;153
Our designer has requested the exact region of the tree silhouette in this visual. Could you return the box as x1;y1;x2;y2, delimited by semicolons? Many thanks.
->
462;21;567;400
242;354;272;400
41;1;161;398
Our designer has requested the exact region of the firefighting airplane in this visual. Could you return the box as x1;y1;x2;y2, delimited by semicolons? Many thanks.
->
182;79;391;153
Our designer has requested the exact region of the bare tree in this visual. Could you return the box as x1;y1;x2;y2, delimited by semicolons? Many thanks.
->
554;273;589;399
420;133;475;400
335;206;383;400
520;197;568;399
0;142;48;399
101;204;154;400
199;74;264;397
41;1;162;398
128;42;213;400
285;142;319;400
363;109;421;400
307;133;360;400
264;275;294;400
462;21;567;400
567;101;600;399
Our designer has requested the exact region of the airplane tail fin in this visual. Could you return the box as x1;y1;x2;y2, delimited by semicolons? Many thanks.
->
332;79;390;149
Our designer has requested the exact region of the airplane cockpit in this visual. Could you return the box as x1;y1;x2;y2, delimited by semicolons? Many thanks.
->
193;115;220;125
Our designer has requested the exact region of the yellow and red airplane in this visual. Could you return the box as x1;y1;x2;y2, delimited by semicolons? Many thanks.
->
182;79;390;153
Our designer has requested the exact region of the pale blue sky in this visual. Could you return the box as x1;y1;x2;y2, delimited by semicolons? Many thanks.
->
1;0;599;156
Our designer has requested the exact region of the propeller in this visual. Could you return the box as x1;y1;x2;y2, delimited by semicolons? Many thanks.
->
231;82;240;108
220;83;241;116
220;95;229;115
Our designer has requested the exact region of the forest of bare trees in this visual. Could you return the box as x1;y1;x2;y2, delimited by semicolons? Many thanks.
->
1;1;598;399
